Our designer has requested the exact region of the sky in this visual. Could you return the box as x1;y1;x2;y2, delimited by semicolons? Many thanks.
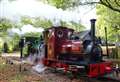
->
0;0;97;30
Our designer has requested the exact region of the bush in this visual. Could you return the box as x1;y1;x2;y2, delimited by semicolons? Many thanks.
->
0;41;3;54
23;45;28;57
118;47;120;58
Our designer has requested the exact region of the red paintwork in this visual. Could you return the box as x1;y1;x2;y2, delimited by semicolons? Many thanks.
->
61;40;83;54
100;62;112;74
88;62;112;77
88;63;99;77
47;27;74;59
43;58;112;78
43;58;69;72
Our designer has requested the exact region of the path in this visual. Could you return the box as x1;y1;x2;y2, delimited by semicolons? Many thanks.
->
1;52;20;57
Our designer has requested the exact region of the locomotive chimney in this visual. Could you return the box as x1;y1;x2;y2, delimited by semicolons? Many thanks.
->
90;19;96;43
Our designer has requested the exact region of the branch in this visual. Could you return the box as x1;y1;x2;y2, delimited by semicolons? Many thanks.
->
100;0;120;12
78;2;99;5
76;0;120;13
115;0;120;7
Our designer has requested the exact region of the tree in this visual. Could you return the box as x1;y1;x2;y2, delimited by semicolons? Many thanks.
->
0;18;21;52
45;0;81;10
70;21;85;32
0;18;13;44
60;20;85;31
20;17;53;28
24;32;41;37
33;18;53;28
99;0;120;13
0;18;13;32
41;0;120;13
21;16;33;25
96;4;120;41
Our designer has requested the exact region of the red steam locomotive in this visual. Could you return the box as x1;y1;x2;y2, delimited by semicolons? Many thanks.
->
42;19;112;78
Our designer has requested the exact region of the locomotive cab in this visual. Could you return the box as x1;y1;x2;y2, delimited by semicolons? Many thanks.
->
43;26;75;60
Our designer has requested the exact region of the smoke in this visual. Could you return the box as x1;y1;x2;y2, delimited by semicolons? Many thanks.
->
0;0;96;28
8;24;44;36
27;40;46;73
0;0;80;24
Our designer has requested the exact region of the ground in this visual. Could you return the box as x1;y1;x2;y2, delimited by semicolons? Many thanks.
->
0;53;119;82
0;56;85;82
0;53;86;82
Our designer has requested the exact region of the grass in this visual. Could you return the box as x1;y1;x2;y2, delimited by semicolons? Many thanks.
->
10;74;23;82
10;73;24;82
0;57;8;70
0;57;23;82
0;57;44;82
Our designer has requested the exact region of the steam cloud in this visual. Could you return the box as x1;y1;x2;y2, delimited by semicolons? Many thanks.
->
0;0;96;28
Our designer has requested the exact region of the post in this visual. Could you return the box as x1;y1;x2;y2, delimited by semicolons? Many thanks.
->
20;38;25;58
105;27;109;58
19;38;25;72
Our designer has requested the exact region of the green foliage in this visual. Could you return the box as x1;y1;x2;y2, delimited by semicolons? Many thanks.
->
70;21;85;32
0;18;17;53
20;16;85;31
42;0;89;10
24;32;41;37
118;47;120;58
21;16;33;25
0;18;13;32
33;18;53;28
100;0;120;13
96;4;120;42
46;0;75;10
41;0;120;12
0;38;3;54
23;45;28;57
4;39;15;53
20;17;53;28
60;20;85;32
0;34;20;53
11;34;20;51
